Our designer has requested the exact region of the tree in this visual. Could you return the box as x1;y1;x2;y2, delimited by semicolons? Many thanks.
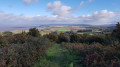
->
28;28;41;37
112;22;120;41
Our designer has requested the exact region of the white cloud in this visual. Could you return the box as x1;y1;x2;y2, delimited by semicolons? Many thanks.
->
80;1;84;6
0;10;117;26
71;0;94;13
79;10;116;24
47;1;72;17
88;0;94;2
23;0;38;4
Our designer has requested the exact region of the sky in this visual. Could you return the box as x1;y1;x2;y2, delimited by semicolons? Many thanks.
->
0;0;120;26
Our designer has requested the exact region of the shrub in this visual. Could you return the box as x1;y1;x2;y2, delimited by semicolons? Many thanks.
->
70;33;81;43
2;31;13;37
112;22;120;41
44;33;58;42
58;33;70;43
0;35;7;45
0;36;51;67
85;35;106;44
9;33;28;44
28;28;41;37
62;43;120;67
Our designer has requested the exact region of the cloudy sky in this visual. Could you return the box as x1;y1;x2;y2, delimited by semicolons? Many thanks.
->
0;0;120;26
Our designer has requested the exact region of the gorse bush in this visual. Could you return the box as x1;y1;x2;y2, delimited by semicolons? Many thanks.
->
62;43;120;67
43;33;58;42
70;33;81;43
0;28;51;67
2;31;13;37
85;35;106;45
0;35;8;45
0;36;51;67
9;33;28;44
58;33;70;43
60;22;120;67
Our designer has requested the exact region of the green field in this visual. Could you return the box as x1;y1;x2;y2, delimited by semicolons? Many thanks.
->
57;28;70;32
77;32;93;35
92;30;102;33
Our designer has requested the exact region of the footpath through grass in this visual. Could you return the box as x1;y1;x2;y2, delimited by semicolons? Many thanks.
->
34;44;74;67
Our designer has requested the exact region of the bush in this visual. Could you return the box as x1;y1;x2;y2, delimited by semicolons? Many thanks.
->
0;36;51;67
0;35;7;45
2;31;13;37
70;33;81;43
112;22;120;41
58;33;70;43
85;35;106;44
44;33;58;42
9;33;28;44
62;43;120;67
28;28;41;37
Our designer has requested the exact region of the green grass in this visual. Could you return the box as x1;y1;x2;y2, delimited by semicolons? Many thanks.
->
77;33;84;34
57;28;70;32
0;30;29;34
92;30;102;33
77;32;93;35
34;44;74;67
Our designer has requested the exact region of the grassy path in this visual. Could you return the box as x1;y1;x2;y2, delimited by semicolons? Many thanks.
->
34;44;73;67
